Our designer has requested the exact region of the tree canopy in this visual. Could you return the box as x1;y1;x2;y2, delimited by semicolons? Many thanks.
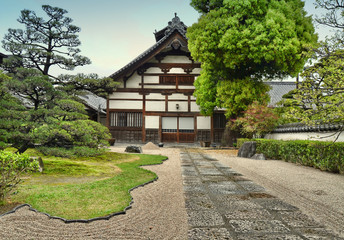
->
2;5;90;77
0;69;111;153
0;5;117;154
280;1;344;131
187;0;318;118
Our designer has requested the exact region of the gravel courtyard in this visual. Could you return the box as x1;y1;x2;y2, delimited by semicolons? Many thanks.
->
0;146;343;239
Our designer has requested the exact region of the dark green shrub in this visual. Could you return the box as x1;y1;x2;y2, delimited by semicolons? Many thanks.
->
237;138;344;173
38;146;107;158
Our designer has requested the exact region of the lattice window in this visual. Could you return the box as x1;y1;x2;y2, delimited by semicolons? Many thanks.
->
213;113;227;129
178;76;194;85
159;75;194;85
160;76;176;85
110;112;142;127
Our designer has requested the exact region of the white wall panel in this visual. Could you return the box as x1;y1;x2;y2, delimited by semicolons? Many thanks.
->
179;117;194;130
191;68;201;74
109;100;142;109
145;116;159;129
179;86;195;89
126;73;141;88
169;68;185;74
145;67;161;74
169;93;187;100
144;75;159;84
110;92;142;99
146;85;176;89
146;101;165;111
197;116;211;130
191;102;200;112
168;101;188;112
146;93;165;100
162;117;177;129
161;55;192;63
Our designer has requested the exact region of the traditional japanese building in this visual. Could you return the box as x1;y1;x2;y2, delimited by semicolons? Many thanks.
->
107;15;296;143
108;14;226;143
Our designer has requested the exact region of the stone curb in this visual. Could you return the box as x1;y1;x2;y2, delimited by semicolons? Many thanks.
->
0;157;168;224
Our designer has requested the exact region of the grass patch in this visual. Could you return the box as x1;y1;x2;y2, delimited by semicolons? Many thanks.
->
5;150;166;220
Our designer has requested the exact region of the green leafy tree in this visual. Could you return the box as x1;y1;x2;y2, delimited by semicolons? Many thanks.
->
281;1;344;133
187;0;318;118
2;5;90;77
286;45;344;128
232;101;279;138
0;151;38;202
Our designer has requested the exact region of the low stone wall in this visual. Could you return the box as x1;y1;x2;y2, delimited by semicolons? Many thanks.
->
265;123;344;142
265;131;344;142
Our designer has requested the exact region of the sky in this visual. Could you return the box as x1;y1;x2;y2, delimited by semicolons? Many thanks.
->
0;0;334;78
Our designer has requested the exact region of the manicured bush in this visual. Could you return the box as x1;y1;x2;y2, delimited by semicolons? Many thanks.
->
0;151;38;202
237;138;344;173
37;146;107;158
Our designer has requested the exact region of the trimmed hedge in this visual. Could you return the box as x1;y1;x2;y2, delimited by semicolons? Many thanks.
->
237;138;344;174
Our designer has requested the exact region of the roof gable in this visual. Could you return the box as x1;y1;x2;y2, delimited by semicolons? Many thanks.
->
110;15;190;80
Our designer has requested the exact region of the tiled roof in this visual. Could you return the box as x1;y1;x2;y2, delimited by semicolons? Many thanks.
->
266;82;296;107
110;14;188;80
79;92;106;114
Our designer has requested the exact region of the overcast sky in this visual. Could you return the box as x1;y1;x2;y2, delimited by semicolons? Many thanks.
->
0;0;334;78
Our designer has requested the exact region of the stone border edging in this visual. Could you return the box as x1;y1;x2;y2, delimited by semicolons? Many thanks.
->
0;157;168;224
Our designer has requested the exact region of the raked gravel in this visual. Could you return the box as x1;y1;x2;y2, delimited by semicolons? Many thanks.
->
0;147;188;240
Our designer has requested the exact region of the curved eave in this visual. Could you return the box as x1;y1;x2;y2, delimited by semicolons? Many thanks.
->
109;28;187;81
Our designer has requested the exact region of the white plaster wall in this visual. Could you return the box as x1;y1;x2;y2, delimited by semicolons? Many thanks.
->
179;117;194;130
146;101;165;111
169;68;186;74
162;117;177;129
168;101;188;112
161;55;192;64
145;116;159;129
145;67;161;74
265;132;344;142
191;102;200;112
109;92;142;99
146;93;165;100
147;85;176;89
143;75;159;84
169;93;187;100
179;86;195;89
126;73;141;88
197;116;211;130
109;100;142;110
190;95;196;101
191;68;201;74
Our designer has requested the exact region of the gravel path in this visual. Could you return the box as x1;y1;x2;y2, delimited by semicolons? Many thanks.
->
182;149;343;239
204;149;344;238
0;148;188;240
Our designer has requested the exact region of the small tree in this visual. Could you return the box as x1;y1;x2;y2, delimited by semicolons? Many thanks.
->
232;101;279;138
0;151;38;202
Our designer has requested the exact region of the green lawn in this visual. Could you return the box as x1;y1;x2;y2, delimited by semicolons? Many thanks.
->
6;150;167;220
